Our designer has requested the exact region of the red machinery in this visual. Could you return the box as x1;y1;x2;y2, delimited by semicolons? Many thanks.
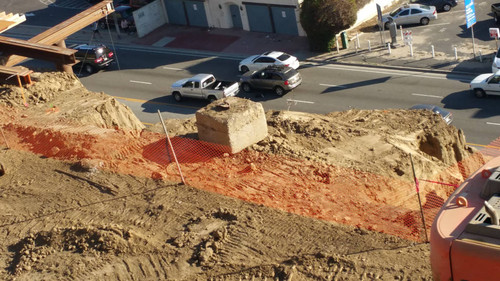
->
430;156;500;280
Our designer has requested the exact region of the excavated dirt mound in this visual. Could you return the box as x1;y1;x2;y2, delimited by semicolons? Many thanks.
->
0;72;486;280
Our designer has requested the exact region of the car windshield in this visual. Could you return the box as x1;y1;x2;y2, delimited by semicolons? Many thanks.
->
277;54;291;61
432;107;449;116
390;8;403;16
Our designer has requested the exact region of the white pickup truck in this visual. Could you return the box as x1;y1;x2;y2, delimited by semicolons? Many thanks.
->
171;74;239;102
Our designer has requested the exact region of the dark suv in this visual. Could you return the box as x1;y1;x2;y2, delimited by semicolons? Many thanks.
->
239;65;302;96
71;44;114;74
411;0;457;12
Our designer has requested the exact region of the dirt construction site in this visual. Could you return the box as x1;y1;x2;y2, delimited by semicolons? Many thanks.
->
0;71;498;280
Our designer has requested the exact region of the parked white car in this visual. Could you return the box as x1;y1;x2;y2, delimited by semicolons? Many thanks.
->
469;71;500;98
492;47;500;72
238;51;300;73
379;4;437;29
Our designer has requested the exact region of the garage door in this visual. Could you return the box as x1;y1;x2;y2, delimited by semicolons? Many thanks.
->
245;4;273;33
185;0;208;27
164;0;187;25
271;6;298;35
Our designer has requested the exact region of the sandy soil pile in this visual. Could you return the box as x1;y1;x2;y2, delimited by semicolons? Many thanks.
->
0;72;485;280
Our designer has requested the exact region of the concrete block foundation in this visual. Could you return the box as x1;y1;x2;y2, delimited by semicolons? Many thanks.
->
196;97;268;154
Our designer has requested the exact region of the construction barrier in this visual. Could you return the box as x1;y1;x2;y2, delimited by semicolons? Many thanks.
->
0;118;497;243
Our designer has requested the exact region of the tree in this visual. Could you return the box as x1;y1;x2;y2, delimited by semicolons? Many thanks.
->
300;0;357;52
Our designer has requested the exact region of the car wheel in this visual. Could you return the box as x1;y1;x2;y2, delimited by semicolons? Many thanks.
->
240;66;249;73
473;89;486;98
274;86;285;96
384;22;390;30
242;83;252;92
420;17;430;25
99;21;106;29
173;92;182;102
84;64;94;74
442;4;451;12
496;14;500;24
207;96;217;103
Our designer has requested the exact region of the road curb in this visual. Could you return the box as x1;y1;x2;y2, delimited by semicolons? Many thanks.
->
302;59;479;76
303;47;488;76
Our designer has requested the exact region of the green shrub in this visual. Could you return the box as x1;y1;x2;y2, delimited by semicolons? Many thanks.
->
300;0;357;52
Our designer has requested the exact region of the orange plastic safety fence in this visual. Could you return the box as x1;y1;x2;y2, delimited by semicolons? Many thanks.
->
0;118;497;243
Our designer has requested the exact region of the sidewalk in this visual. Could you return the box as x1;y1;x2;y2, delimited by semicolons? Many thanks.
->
6;23;494;75
92;24;495;75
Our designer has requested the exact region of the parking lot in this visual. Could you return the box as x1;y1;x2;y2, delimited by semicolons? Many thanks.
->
348;0;500;61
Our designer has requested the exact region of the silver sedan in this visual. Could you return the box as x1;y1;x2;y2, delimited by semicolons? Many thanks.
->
379;4;437;30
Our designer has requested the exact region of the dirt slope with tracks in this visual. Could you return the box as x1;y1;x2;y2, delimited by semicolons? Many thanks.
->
0;72;484;280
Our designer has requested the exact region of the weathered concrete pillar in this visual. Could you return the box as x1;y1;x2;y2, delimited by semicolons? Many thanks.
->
196;97;268;153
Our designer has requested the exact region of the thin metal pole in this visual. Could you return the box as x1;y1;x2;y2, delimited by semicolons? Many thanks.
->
410;154;429;243
336;34;339;54
472;25;476;57
157;110;186;185
379;25;384;45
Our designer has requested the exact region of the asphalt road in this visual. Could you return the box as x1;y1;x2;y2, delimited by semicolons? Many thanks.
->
70;46;499;146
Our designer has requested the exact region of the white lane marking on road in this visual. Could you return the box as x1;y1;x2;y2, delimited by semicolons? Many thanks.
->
411;93;442;98
320;83;347;88
130;80;152;85
318;65;454;80
163;67;183;71
430;22;451;27
486;122;500;126
286;99;315;104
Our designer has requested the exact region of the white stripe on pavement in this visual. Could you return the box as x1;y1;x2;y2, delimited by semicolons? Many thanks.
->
320;83;347;88
486;122;500;126
130;80;152;85
162;67;184;71
411;93;442;98
317;65;455;80
286;99;315;104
